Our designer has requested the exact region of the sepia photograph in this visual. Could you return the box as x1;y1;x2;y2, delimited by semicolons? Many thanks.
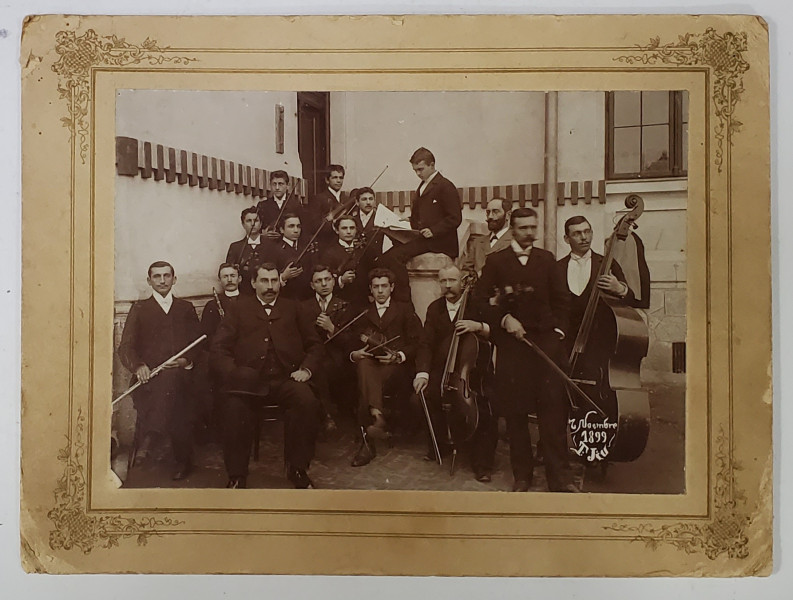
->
111;88;687;495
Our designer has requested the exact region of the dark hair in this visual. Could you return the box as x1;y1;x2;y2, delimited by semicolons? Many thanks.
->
564;215;591;236
270;170;289;183
356;186;375;199
240;206;258;222
217;262;240;278
334;214;357;230
148;261;174;277
252;262;279;281
368;267;395;285
278;212;301;231
489;197;513;213
326;164;345;178
410;147;435;165
510;207;538;226
311;264;333;278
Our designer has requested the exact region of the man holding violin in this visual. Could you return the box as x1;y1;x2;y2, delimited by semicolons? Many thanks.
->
348;267;423;467
476;208;578;493
413;263;498;482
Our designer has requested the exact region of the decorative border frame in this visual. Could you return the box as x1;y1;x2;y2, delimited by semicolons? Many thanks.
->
22;17;769;573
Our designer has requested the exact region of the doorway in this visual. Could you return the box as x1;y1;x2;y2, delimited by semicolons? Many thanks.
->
297;92;330;198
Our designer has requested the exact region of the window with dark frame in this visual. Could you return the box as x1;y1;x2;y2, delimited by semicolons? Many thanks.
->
606;91;688;180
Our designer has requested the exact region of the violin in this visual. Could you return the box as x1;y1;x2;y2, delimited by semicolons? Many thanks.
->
566;194;650;465
439;273;484;455
359;331;401;359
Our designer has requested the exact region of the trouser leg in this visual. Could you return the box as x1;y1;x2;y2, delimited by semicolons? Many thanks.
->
505;414;533;482
273;379;321;470
470;401;498;473
537;374;572;490
222;393;256;479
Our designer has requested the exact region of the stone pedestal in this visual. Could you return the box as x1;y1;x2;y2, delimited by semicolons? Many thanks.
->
407;252;453;323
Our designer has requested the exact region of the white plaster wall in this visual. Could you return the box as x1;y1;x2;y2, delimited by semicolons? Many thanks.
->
557;91;607;183
330;91;546;191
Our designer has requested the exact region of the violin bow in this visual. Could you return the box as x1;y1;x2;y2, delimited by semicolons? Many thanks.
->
363;334;400;355
419;390;443;465
263;178;300;234
323;309;366;344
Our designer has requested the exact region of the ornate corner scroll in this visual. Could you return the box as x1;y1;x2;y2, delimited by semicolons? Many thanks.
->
605;428;752;560
48;409;184;554
615;27;750;172
51;29;196;163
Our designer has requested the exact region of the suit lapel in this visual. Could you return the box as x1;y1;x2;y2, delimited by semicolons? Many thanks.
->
379;302;397;330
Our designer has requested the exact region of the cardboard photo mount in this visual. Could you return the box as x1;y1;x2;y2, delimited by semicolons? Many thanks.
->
20;14;771;575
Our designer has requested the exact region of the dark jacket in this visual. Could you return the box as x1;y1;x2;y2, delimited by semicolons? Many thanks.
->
210;294;324;381
255;195;305;232
272;238;316;301
409;172;462;258
348;300;423;364
225;238;276;294
416;294;486;376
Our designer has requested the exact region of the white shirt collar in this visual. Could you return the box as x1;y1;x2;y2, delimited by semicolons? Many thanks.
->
273;195;286;207
359;210;373;225
316;292;333;306
256;295;277;307
224;289;240;297
339;239;355;249
152;290;174;313
419;170;439;194
328;187;341;201
490;225;509;242
247;234;261;245
375;297;391;311
570;249;592;262
511;239;533;255
445;296;463;310
282;236;297;248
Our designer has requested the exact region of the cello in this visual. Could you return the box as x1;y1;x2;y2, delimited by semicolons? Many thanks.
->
438;273;487;474
566;194;650;465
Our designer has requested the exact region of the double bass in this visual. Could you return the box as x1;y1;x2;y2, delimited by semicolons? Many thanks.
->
438;273;488;474
566;194;650;465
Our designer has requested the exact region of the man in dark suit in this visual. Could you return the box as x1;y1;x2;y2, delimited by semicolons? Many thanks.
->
476;208;577;493
118;261;201;480
348;268;423;466
225;208;271;296
210;263;324;489
381;147;462;266
557;215;634;349
256;170;305;241
305;164;346;253
272;213;315;301
413;264;498;482
301;264;357;426
321;214;370;308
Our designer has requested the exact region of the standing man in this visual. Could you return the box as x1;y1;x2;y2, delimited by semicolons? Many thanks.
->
460;197;514;276
381;147;462;266
558;215;634;347
306;164;346;252
225;208;270;296
256;170;304;240
272;213;315;301
348;268;423;466
210;263;323;489
321;215;369;308
413;264;498;482
476;208;576;492
118;261;201;481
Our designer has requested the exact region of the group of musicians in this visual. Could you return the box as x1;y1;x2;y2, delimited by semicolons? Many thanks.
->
117;147;634;492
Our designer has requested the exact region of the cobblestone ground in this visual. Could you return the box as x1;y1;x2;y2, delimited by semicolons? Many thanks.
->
121;380;683;494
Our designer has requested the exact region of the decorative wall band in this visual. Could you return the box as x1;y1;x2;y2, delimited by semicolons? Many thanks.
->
374;179;606;212
115;136;308;200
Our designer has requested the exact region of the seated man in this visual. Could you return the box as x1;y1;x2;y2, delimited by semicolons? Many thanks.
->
225;207;270;295
347;268;422;466
118;261;201;480
413;263;498;482
301;264;358;426
272;213;315;301
210;263;323;489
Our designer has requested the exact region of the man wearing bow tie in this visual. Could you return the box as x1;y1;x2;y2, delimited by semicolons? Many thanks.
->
557;216;634;350
476;208;575;492
225;207;271;296
379;148;462;292
210;263;324;489
273;213;315;301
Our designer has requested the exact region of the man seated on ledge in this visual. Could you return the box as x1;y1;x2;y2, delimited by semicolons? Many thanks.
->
210;262;323;489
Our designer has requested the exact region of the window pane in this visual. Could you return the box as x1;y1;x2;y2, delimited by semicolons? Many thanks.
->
642;124;670;173
613;126;641;174
682;122;688;172
681;90;689;124
613;91;641;127
642;91;669;125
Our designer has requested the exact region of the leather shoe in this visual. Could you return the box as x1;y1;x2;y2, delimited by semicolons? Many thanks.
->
351;437;376;467
474;469;492;483
287;465;314;489
172;462;192;481
365;413;390;440
511;479;532;492
226;476;247;489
